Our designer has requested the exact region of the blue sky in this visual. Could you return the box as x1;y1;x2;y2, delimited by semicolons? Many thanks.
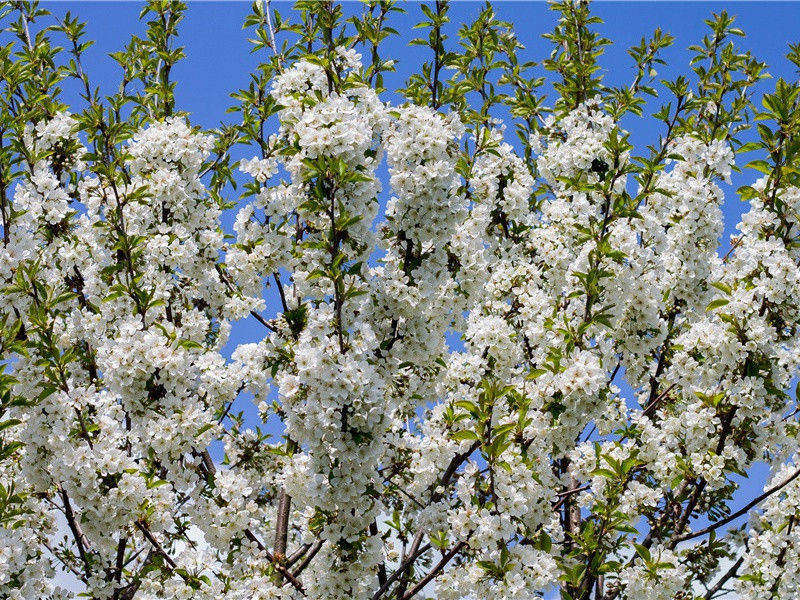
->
42;1;798;539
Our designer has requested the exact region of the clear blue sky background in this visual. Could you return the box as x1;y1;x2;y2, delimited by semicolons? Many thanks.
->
41;1;799;540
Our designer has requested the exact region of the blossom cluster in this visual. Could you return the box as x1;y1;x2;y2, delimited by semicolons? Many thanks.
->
2;8;799;600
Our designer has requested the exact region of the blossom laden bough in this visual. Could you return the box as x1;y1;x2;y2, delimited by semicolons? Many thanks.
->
0;1;799;600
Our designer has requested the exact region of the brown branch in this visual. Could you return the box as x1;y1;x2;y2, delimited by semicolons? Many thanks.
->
292;539;323;577
371;535;430;600
552;484;591;512
110;536;128;600
400;541;467;600
673;465;800;544
273;271;289;312
215;264;276;332
364;522;387;589
705;555;744;600
196;450;309;591
641;383;677;417
669;477;707;548
666;407;739;549
284;543;311;568
244;529;306;595
134;520;178;570
767;516;794;597
273;488;291;562
59;487;92;577
274;436;297;580
431;441;481;501
395;529;425;599
42;539;86;581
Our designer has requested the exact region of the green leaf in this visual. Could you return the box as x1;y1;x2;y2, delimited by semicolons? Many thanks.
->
706;298;730;311
633;543;651;564
451;429;479;442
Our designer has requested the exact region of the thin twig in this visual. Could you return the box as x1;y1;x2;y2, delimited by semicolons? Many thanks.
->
553;484;591;512
134;520;177;570
243;529;306;595
371;538;432;600
400;541;467;600
673;465;800;544
291;539;323;577
59;487;92;577
704;555;744;600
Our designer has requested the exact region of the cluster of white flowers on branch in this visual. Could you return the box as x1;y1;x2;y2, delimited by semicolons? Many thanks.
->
1;1;800;600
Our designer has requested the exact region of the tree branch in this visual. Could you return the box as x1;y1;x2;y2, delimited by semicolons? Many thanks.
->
59;487;92;577
673;464;800;544
400;541;467;600
244;529;307;595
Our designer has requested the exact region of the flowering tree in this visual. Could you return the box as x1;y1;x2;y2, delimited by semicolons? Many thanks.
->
1;0;800;598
